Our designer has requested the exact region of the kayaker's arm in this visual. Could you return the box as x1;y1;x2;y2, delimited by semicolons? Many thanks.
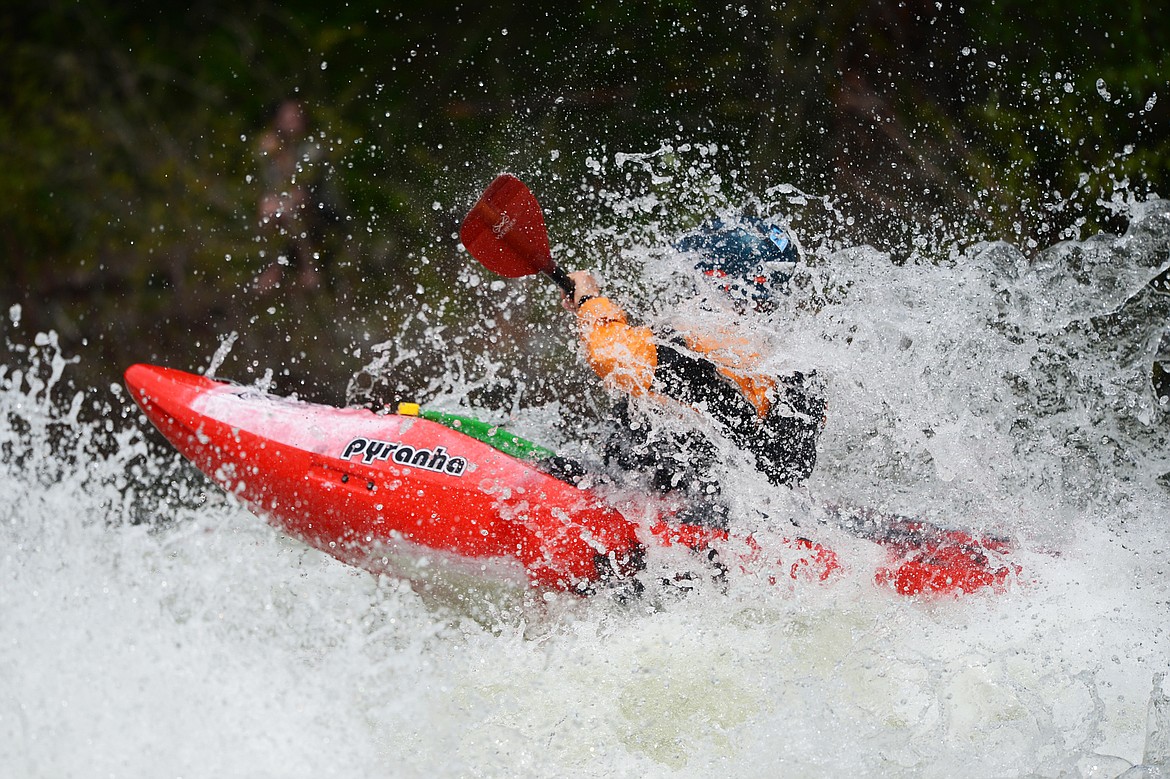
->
567;273;763;424
566;271;824;487
574;295;659;396
654;342;824;486
654;341;765;432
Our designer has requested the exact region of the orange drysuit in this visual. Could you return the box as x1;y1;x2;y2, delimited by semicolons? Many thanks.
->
576;296;824;489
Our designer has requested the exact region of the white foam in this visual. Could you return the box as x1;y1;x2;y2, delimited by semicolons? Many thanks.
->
4;162;1170;777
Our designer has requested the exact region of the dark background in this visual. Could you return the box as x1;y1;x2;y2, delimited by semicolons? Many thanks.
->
3;0;1167;407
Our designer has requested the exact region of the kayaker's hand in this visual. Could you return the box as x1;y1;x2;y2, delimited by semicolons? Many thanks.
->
564;271;601;311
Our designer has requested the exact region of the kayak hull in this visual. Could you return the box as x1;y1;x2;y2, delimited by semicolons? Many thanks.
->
125;363;645;591
125;364;1016;596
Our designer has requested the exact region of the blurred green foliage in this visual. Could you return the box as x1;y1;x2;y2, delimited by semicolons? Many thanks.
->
1;0;1166;402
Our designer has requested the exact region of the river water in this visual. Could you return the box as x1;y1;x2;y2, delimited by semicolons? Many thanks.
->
2;173;1169;777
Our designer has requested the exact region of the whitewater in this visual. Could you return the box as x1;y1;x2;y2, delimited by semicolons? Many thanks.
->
3;162;1169;777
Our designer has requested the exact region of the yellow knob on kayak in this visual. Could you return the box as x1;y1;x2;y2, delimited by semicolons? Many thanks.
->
397;402;420;416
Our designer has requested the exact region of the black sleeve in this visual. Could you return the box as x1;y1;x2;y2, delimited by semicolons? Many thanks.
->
653;343;762;435
653;342;824;487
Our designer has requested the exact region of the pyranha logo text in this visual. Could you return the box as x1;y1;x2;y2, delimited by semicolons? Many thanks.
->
341;437;468;476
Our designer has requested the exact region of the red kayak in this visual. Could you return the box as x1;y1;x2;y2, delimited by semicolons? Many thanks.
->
125;363;1017;596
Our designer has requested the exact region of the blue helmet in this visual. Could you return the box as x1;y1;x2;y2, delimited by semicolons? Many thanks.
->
676;216;800;308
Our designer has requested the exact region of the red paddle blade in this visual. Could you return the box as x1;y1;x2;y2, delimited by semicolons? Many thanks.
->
460;174;554;278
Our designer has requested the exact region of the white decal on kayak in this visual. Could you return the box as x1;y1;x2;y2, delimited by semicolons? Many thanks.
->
341;437;467;477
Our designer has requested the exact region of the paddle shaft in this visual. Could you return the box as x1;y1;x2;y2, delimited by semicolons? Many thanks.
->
546;264;576;298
